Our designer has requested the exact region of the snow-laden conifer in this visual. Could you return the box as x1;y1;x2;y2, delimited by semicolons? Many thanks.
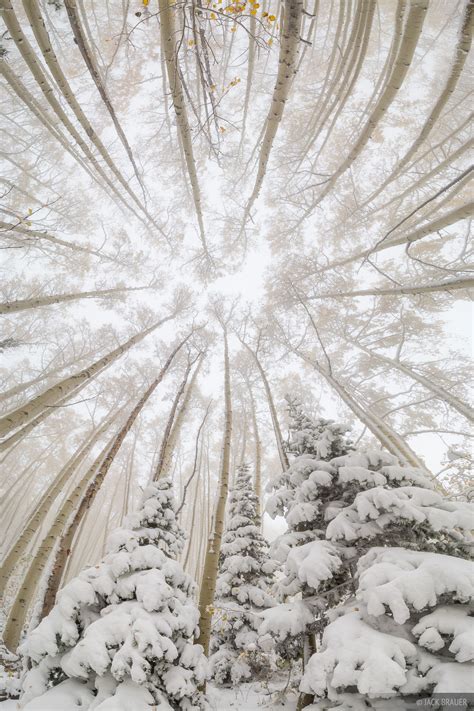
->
261;401;474;707
301;546;474;707
209;464;277;686
20;479;207;711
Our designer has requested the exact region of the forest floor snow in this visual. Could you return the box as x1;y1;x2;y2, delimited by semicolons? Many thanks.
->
0;680;298;710
207;680;297;710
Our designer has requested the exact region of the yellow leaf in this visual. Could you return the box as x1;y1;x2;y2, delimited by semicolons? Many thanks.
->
210;11;216;19
143;0;149;5
269;14;276;21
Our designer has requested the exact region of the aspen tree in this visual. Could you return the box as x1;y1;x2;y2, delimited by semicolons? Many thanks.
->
0;221;121;264
153;359;194;482
0;387;95;455
238;334;289;471
158;0;208;255
311;1;376;162
0;285;151;315
242;0;303;225
275;311;431;475
0;403;127;598
352;0;406;132
0;440;58;540
294;0;365;171
2;334;191;651
306;276;474;300
177;400;212;516
38;357;181;620
296;0;429;222
0;26;148;226
0;348;98;404
63;0;147;200
246;378;262;518
19;0;157;227
0;315;175;439
312;202;474;276
370;137;473;217
154;352;206;480
363;0;473;206
238;12;257;152
304;0;350;129
197;328;232;659
296;348;431;474
0;62;102;192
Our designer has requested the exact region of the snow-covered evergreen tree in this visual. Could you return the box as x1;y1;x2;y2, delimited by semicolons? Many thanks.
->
260;402;474;707
260;402;354;662
20;479;208;711
209;464;278;686
285;396;353;459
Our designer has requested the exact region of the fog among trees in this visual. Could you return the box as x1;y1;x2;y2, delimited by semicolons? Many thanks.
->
0;1;472;709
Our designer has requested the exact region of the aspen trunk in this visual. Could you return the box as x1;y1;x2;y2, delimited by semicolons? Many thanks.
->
240;339;289;471
197;331;232;659
247;382;262;519
153;363;193;482
158;0;208;254
154;354;205;481
307;276;474;300
0;285;149;315
0;316;173;439
243;0;303;223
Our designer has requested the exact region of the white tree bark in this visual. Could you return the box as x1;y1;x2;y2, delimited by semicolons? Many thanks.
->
0;316;174;439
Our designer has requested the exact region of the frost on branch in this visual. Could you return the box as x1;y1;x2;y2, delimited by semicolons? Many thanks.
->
20;479;207;710
209;464;278;686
